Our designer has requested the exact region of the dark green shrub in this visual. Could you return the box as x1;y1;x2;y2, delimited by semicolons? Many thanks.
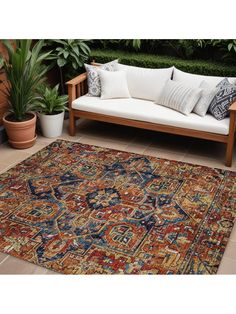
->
90;49;236;77
90;40;236;64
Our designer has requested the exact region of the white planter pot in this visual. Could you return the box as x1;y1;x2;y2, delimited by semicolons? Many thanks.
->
38;111;65;138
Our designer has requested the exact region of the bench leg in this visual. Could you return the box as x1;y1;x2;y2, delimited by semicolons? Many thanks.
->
226;139;235;167
69;110;76;136
225;112;235;167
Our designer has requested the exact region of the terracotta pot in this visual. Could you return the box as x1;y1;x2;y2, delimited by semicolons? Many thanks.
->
3;112;37;149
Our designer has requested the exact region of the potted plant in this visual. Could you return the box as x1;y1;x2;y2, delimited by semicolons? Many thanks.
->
44;39;91;94
0;40;50;149
36;84;68;138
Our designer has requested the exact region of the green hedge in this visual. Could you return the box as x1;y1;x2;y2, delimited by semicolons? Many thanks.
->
90;49;236;77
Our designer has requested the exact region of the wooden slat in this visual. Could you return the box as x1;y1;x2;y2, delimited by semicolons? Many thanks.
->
81;81;85;95
84;82;88;94
68;85;76;110
0;104;8;125
0;73;9;126
76;84;81;98
0;41;11;125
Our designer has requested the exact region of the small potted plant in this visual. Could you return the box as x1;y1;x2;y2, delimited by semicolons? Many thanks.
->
0;40;50;149
36;84;68;138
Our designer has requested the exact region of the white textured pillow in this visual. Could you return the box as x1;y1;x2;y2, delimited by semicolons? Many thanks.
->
173;67;236;89
156;79;202;115
115;63;173;101
98;69;131;100
193;81;216;116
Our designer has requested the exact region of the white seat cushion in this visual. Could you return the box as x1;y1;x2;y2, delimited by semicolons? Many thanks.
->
72;96;229;135
115;63;173;101
173;67;236;89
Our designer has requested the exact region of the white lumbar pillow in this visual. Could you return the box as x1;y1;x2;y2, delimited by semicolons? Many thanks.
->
173;67;236;89
115;63;174;101
98;69;131;100
156;79;202;115
193;81;216;117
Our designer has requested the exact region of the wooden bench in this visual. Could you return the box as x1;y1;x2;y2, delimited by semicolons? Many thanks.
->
66;72;236;167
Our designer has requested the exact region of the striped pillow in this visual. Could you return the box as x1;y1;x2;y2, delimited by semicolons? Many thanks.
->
156;79;202;115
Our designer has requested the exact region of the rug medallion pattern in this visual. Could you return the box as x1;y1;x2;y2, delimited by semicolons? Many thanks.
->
0;140;235;274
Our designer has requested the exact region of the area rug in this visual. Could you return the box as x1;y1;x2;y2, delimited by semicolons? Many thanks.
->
0;140;235;274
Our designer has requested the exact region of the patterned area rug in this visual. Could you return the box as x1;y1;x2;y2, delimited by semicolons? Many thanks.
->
0;140;235;274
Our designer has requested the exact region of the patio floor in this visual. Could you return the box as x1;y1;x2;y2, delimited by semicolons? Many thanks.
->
0;118;236;274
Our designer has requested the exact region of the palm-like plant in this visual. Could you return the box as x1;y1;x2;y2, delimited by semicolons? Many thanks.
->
0;40;51;121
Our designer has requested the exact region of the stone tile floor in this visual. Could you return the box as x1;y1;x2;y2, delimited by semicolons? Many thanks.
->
0;118;235;274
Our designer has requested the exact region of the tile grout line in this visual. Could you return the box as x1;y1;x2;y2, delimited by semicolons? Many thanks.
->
0;255;9;266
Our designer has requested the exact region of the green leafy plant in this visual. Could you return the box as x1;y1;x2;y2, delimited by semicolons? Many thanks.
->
46;39;90;69
93;39;141;51
0;40;51;121
227;40;236;53
36;84;68;115
195;39;236;62
0;57;3;69
211;39;236;61
44;39;91;93
122;40;141;50
161;40;199;59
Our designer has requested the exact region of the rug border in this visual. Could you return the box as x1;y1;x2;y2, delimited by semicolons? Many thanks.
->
1;138;235;177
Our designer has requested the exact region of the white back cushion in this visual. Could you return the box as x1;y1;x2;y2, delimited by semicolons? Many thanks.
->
173;67;236;89
98;69;131;100
115;63;173;101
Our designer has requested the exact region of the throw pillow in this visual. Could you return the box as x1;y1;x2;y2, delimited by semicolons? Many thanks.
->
156;79;202;115
98;70;131;100
85;60;118;97
208;78;236;120
193;81;216;117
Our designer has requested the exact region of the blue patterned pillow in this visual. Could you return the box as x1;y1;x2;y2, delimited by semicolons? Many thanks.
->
209;78;236;120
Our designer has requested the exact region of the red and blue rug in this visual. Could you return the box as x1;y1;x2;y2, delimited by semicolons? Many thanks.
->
0;140;235;274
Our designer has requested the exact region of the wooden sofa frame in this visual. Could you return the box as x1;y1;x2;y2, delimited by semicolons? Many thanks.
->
66;72;236;167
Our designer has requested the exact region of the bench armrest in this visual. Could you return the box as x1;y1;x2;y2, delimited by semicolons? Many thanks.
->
66;72;87;109
66;72;87;86
229;101;236;112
